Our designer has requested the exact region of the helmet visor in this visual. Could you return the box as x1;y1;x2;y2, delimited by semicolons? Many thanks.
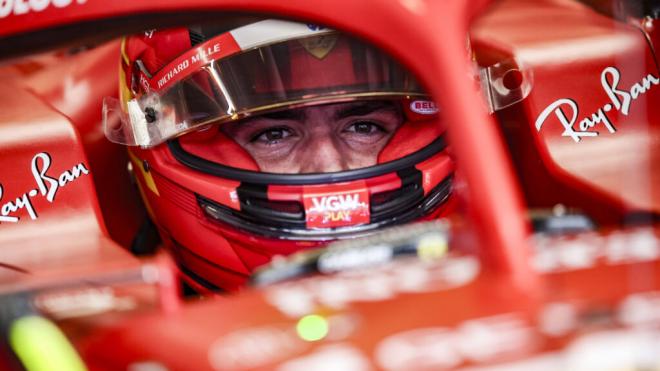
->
104;33;425;147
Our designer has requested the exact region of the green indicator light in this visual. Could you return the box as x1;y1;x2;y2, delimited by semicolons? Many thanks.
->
296;314;329;342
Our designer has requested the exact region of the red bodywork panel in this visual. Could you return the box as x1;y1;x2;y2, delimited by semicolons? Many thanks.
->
0;66;136;274
77;227;660;370
0;0;658;369
472;0;660;224
0;40;172;347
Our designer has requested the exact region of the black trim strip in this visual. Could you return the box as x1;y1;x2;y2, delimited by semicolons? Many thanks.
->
236;183;304;225
371;167;423;221
198;175;452;241
177;263;223;292
168;135;446;185
229;165;426;227
0;262;29;274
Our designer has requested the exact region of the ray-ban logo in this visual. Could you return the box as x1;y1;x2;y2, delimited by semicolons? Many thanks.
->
535;67;659;142
0;153;89;223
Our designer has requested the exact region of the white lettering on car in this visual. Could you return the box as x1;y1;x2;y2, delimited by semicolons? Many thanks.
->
276;344;371;371
208;324;308;371
0;0;87;19
531;228;660;273
535;66;659;142
375;314;536;370
0;152;89;223
618;291;660;328
265;256;480;317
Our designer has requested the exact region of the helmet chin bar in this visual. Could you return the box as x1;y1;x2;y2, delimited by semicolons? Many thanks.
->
167;135;451;241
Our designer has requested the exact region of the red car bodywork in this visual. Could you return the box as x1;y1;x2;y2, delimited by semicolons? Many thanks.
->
0;0;658;369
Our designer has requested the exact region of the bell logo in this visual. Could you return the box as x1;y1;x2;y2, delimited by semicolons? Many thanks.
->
303;187;370;228
410;100;438;115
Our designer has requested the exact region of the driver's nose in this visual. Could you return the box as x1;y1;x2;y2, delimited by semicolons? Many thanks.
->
298;135;349;173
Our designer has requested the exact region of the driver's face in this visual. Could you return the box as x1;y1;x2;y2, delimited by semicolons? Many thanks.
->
222;101;403;173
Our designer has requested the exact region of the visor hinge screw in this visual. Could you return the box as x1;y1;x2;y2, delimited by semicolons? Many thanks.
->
144;107;157;123
142;160;151;173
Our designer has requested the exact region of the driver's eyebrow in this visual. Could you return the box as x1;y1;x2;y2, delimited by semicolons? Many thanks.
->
257;108;305;121
333;101;398;120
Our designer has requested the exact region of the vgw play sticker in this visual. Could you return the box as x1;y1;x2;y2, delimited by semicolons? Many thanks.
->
303;184;370;229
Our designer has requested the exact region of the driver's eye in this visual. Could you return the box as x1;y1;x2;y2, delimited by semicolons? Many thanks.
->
252;127;293;143
347;121;383;134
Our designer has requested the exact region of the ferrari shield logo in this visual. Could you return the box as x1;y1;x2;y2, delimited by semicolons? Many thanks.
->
299;35;338;59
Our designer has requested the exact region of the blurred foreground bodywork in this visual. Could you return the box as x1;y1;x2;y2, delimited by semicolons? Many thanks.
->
0;0;658;370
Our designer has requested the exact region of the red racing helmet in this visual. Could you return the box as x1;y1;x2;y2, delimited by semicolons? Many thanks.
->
104;19;455;292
